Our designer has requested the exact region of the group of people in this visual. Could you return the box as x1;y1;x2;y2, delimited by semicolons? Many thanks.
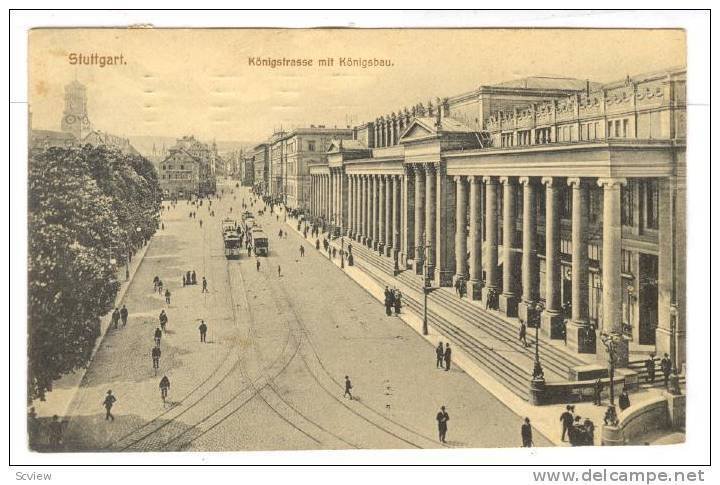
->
182;270;198;286
110;304;129;330
383;286;403;316
435;341;452;371
559;405;596;446
645;353;675;388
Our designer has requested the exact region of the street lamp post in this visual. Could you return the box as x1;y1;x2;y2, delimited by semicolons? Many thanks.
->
531;301;545;381
419;237;437;336
668;305;681;395
340;236;345;269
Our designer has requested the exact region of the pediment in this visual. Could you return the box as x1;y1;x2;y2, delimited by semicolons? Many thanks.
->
399;119;437;142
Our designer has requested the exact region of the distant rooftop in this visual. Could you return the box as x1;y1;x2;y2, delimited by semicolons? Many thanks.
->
492;76;602;92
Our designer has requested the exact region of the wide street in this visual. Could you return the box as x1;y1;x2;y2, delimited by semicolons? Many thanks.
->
61;180;550;451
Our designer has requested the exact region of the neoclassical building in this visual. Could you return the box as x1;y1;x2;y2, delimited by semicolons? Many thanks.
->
309;67;686;370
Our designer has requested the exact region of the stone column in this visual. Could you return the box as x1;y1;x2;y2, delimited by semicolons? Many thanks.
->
542;177;564;338
401;167;415;269
377;175;386;252
518;177;539;325
482;176;499;304
341;172;347;234
369;175;377;247
598;178;628;367
434;165;456;287
499;176;520;317
360;176;368;243
414;165;426;274
391;175;400;259
454;176;468;285
365;175;372;245
468;176;483;300
353;175;359;238
385;175;393;256
567;177;595;354
656;176;684;368
425;164;437;280
343;175;353;237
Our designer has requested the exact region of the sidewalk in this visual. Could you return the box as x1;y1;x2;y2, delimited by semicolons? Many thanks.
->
32;237;154;421
285;215;672;447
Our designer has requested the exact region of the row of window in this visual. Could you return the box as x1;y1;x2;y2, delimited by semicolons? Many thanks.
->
500;117;632;146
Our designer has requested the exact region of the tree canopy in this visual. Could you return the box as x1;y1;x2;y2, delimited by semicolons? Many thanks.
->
28;144;161;402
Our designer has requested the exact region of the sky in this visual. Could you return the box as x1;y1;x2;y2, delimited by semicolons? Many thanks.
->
28;28;686;144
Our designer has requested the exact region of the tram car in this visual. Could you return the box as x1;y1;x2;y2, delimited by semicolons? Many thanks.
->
223;230;242;259
251;229;269;256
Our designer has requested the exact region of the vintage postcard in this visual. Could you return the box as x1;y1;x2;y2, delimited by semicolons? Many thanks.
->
24;25;689;455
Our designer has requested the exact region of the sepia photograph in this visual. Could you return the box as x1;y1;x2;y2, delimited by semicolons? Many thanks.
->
8;9;712;477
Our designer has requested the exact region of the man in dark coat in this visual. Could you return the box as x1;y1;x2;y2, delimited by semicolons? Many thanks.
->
159;310;168;331
152;346;161;372
154;327;162;346
436;342;444;369
593;378;603;406
199;320;208;343
120;305;128;326
521;417;533;447
111;308;120;329
661;353;673;388
103;390;116;421
444;343;452;371
560;405;574;442
645;354;656;383
436;406;449;443
159;375;170;403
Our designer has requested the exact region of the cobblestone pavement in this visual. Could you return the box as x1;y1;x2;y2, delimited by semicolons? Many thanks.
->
57;181;551;451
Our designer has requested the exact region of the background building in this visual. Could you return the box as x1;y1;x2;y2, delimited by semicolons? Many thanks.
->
158;135;218;198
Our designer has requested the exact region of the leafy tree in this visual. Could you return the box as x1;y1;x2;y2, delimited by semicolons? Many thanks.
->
27;145;160;401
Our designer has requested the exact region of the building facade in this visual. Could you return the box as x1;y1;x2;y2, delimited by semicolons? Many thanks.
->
267;126;354;208
158;135;218;198
309;68;686;370
252;143;269;193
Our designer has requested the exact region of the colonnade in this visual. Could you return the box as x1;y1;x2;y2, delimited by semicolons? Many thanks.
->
311;167;639;364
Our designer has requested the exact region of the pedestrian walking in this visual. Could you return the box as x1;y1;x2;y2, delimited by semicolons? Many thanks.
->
159;375;170;404
277;265;282;277
393;290;402;315
111;308;120;329
202;277;208;293
444;343;452;371
256;259;261;271
48;415;63;448
119;304;129;326
152;346;161;374
103;390;116;421
560;405;574;442
436;342;444;369
159;310;168;331
519;322;529;347
299;245;305;257
645;354;656;383
436;406;449;443
199;219;203;228
154;327;162;346
521;417;533;447
593;378;603;406
199;320;208;343
153;275;160;291
384;286;394;316
157;279;164;295
661;353;672;388
165;289;171;305
161;222;165;230
344;375;353;400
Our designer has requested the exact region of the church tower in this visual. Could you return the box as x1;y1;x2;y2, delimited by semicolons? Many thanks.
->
60;80;93;141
